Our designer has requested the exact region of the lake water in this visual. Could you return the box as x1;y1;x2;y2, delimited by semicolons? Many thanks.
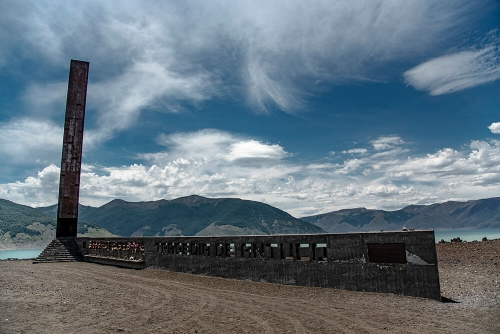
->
434;229;500;242
0;249;44;260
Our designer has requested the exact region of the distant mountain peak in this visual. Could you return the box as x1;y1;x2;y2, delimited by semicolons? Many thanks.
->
337;207;368;213
103;199;127;209
170;194;230;207
175;194;208;202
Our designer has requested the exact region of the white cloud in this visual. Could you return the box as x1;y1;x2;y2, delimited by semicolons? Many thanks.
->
404;42;500;95
489;122;500;134
0;118;62;163
227;140;288;163
87;61;216;143
156;129;237;159
0;164;60;207
370;136;404;150
154;129;290;167
342;148;368;155
386;140;500;182
3;131;499;217
362;184;403;197
245;57;304;113
22;82;67;116
1;0;482;124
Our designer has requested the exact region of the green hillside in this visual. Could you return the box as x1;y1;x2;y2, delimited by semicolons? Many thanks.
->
0;199;55;237
0;199;114;249
77;200;212;236
38;195;325;237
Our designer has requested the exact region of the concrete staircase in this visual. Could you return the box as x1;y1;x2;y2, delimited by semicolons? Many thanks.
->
33;237;84;263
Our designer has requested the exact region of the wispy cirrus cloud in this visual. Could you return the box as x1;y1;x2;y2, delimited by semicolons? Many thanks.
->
404;38;500;95
0;118;62;164
22;82;67;117
1;0;483;124
370;136;404;150
88;61;217;143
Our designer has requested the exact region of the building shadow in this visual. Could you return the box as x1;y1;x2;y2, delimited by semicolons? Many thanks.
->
441;296;460;303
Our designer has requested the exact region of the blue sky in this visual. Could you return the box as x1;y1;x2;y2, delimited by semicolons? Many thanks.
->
0;1;499;217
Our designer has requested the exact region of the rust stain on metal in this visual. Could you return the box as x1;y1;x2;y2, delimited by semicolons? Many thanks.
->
56;59;89;238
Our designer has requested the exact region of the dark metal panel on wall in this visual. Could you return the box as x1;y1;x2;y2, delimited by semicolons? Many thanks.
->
56;60;89;238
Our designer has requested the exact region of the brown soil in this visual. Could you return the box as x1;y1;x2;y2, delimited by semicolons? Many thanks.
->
1;240;499;333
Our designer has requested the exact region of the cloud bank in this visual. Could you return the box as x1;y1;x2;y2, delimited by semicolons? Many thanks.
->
404;38;500;95
2;129;499;217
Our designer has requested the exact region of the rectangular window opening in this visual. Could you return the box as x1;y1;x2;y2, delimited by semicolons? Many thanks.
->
368;243;406;264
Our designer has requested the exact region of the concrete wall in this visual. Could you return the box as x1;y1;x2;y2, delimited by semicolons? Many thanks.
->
76;231;441;300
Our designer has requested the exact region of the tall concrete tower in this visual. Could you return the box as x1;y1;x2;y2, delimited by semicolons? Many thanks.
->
56;60;89;238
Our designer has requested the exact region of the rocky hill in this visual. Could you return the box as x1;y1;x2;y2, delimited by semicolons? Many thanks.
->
38;195;325;237
300;198;500;233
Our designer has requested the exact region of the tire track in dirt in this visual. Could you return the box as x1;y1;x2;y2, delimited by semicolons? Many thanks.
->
73;263;398;332
82;267;224;331
31;264;179;331
3;260;500;333
47;264;246;332
77;265;379;333
1;262;423;332
51;263;306;332
47;265;196;326
135;269;379;333
79;265;278;333
86;267;315;332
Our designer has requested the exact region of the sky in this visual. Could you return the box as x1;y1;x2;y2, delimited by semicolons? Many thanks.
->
0;1;499;217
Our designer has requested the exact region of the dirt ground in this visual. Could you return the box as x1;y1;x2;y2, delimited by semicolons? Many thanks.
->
1;240;499;333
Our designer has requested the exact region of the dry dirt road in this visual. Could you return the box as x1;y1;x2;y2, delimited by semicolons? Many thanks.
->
1;240;499;333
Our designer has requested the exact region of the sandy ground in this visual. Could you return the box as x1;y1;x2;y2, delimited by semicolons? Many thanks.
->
1;241;499;334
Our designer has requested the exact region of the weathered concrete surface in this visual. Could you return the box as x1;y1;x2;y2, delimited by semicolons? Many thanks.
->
76;231;441;300
56;60;89;238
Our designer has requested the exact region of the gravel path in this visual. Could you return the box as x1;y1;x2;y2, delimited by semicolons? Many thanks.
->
1;240;499;333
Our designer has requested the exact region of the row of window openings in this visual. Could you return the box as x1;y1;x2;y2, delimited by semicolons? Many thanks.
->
155;242;408;264
155;243;329;261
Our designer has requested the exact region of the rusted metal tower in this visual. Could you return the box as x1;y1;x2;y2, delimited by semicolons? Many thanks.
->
56;60;89;238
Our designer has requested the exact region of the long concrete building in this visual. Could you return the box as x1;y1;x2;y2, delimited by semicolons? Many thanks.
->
76;230;441;300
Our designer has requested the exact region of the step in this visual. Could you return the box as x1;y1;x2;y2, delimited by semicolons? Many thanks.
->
33;237;84;264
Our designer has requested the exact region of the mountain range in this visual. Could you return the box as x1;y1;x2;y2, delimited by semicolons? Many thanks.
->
301;197;500;233
2;196;499;249
38;195;324;237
